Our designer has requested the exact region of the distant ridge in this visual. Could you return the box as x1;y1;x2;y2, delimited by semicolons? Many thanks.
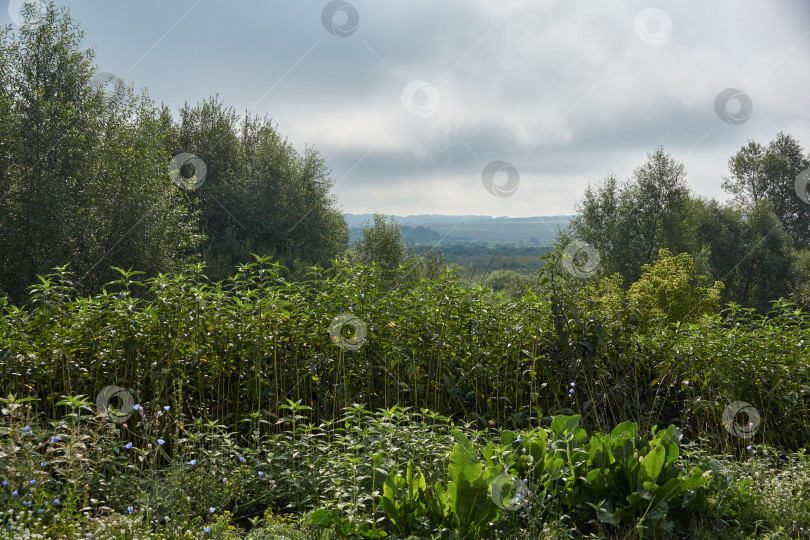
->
344;214;572;246
344;213;575;228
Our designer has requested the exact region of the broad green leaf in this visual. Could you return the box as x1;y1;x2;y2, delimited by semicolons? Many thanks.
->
640;442;665;484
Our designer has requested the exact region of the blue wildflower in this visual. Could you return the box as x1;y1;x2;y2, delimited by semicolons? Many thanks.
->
22;426;31;432
12;491;18;497
239;456;245;462
29;480;35;485
164;406;170;411
157;439;165;446
209;507;215;513
189;459;197;466
257;471;263;477
133;404;141;411
54;499;60;505
125;442;132;449
127;506;133;513
204;527;210;533
51;436;59;443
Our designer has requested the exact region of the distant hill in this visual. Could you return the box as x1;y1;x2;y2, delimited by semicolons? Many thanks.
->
345;214;572;247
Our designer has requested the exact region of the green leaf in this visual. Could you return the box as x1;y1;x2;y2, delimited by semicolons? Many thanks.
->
596;500;620;526
308;508;339;527
449;430;483;484
610;421;638;440
640;442;665;484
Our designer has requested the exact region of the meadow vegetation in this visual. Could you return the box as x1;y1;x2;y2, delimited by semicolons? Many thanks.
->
2;4;810;539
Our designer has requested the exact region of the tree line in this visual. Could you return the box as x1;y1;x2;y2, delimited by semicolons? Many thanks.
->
556;140;810;313
0;5;348;305
2;4;809;315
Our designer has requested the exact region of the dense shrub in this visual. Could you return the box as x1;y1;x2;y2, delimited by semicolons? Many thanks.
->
1;256;808;454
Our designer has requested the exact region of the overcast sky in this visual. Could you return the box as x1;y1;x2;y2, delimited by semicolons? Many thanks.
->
4;0;810;217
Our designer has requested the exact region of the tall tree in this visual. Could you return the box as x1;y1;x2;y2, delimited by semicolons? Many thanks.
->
563;147;693;284
722;140;766;206
692;198;792;311
353;213;404;276
0;4;201;303
167;97;349;281
724;133;810;246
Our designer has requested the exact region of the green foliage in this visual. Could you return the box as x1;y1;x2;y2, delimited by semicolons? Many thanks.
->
0;5;348;302
564;143;803;313
380;461;428;536
373;416;709;538
691;198;793;311
789;248;810;309
724;132;810;246
626;249;724;325
479;270;544;299
352;214;405;277
0;4;202;304
3;253;810;452
564;147;693;284
168;97;349;282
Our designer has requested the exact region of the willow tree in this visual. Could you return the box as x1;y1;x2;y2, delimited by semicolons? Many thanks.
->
0;4;201;304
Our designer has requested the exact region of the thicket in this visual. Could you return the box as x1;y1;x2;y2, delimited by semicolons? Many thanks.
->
1;255;807;454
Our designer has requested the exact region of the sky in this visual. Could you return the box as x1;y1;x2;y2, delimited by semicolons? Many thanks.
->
3;0;810;218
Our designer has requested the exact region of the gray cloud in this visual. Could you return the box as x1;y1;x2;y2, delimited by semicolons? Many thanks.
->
17;0;810;216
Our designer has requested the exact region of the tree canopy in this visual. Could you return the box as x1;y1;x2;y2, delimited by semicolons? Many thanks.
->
0;5;348;303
